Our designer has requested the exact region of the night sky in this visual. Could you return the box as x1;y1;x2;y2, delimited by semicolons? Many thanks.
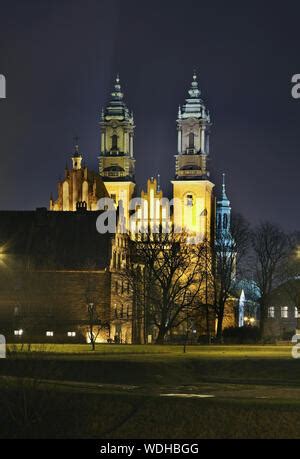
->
0;0;299;230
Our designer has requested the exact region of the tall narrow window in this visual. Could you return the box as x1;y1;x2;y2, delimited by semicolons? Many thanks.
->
281;306;288;318
188;132;194;149
223;214;228;230
112;134;118;150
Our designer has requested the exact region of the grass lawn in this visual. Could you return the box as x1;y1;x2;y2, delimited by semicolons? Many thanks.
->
7;342;294;358
1;344;300;438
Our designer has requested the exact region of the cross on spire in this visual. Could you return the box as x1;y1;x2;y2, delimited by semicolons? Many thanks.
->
73;136;80;157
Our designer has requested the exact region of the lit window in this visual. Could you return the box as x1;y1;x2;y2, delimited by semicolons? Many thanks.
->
186;194;193;207
67;331;76;337
268;307;275;318
111;134;118;150
46;331;54;337
281;306;289;318
14;329;23;336
295;307;300;318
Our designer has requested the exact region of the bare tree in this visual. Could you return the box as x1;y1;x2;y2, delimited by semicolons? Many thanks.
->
210;213;249;341
83;262;109;350
251;222;290;338
280;234;300;323
128;229;207;344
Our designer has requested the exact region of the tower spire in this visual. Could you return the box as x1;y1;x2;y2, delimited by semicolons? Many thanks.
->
157;173;161;192
222;173;228;199
216;173;231;239
175;72;211;179
188;71;201;99
111;73;124;101
99;74;135;229
73;136;80;158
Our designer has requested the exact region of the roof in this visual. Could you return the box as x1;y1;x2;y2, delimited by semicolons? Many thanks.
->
0;209;112;270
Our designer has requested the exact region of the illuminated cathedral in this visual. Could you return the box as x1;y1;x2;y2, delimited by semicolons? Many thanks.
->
47;73;234;343
50;73;222;236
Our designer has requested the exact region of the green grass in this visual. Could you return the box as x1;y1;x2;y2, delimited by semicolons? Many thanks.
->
1;386;300;439
7;343;293;358
1;344;300;438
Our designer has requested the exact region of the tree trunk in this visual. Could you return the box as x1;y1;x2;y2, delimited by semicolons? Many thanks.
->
216;309;224;342
259;302;266;341
206;305;211;344
156;327;167;344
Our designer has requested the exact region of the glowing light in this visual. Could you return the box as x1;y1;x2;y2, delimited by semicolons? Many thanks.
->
67;331;76;337
85;331;107;344
14;329;23;336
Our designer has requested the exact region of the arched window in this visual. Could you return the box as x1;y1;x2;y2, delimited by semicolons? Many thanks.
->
217;214;222;229
188;132;194;149
112;134;118;150
186;194;193;207
223;214;228;230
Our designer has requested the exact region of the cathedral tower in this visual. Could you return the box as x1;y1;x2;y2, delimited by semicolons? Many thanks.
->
99;75;135;226
216;173;231;241
172;73;214;237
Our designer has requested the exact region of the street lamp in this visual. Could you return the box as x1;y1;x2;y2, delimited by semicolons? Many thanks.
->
244;316;255;326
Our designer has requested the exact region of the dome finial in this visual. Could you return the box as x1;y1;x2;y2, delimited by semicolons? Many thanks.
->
188;70;201;98
111;73;123;101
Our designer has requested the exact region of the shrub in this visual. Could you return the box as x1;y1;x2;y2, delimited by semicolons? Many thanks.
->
281;330;294;341
223;326;260;344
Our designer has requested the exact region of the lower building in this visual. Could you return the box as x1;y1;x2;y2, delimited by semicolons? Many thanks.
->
0;208;112;343
265;279;300;339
